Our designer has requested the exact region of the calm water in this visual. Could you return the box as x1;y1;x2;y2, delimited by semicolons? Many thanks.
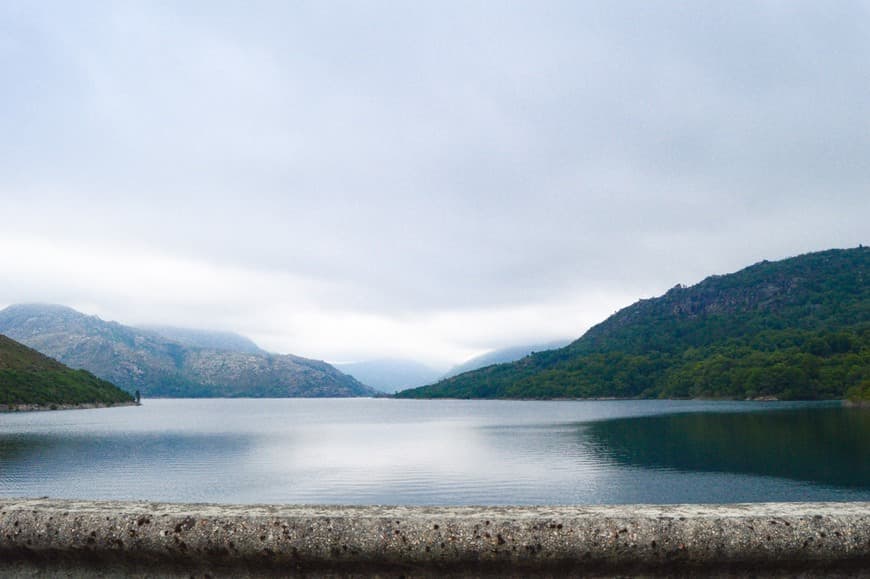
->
0;399;868;505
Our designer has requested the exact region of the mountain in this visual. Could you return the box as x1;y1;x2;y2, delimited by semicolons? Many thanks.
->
442;340;571;379
398;247;870;400
0;333;133;408
334;359;442;393
0;304;376;398
140;325;264;354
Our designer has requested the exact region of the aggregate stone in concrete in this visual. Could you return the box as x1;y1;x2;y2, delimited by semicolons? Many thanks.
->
0;499;868;576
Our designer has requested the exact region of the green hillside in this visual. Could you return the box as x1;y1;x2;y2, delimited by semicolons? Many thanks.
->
398;247;869;400
0;334;134;407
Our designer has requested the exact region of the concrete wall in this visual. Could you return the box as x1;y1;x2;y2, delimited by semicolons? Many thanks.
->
1;499;869;576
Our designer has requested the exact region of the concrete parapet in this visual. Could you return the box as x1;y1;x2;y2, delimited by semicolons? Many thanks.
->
1;499;869;576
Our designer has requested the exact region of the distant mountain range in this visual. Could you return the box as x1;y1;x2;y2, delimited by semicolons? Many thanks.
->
334;359;442;394
0;304;376;398
333;341;571;393
0;333;133;408
399;247;870;400
442;340;571;379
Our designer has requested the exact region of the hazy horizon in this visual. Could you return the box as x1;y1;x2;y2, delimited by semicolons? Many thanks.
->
0;301;578;369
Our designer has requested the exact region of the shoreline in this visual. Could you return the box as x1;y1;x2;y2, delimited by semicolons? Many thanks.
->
1;499;868;576
0;400;139;413
391;395;853;403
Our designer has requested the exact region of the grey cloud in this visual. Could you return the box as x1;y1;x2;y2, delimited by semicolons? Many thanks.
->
1;1;868;361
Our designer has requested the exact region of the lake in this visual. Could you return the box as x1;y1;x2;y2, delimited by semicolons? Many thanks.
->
1;399;868;505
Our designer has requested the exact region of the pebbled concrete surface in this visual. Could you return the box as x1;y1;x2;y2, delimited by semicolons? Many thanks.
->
1;499;869;576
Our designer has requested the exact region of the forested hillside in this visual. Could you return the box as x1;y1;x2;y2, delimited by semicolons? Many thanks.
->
0;334;133;407
399;247;869;400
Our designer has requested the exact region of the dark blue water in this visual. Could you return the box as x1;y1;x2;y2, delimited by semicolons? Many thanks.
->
0;399;867;504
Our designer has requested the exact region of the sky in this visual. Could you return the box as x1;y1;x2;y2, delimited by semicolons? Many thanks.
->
1;1;868;368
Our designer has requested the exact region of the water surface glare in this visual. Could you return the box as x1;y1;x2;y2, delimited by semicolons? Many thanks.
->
1;398;867;505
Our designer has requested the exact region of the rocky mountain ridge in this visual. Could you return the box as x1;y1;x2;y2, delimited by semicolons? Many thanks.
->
0;304;376;398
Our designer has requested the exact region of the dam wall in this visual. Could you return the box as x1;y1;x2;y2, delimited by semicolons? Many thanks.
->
1;499;869;576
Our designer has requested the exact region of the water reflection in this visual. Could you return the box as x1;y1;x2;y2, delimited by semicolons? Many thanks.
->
1;399;868;504
584;407;870;489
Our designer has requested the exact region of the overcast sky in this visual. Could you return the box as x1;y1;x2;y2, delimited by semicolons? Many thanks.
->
1;1;868;368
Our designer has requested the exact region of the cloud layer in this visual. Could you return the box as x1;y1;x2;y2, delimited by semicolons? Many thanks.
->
1;1;867;366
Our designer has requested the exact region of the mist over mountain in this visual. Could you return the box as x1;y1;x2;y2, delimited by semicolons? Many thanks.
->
0;304;375;398
334;359;442;393
140;325;264;354
399;247;869;400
